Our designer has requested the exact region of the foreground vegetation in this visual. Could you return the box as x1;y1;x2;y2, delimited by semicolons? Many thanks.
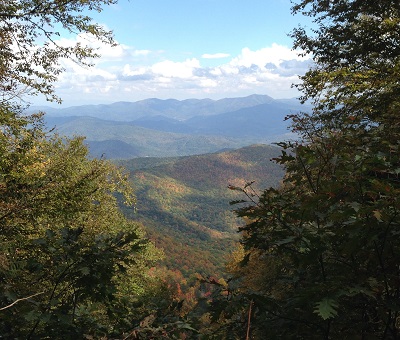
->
0;0;188;337
208;1;400;338
1;0;399;338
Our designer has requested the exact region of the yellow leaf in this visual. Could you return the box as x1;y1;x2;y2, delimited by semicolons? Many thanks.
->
373;210;382;222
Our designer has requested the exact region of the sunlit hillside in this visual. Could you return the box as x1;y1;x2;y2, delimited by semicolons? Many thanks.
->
118;144;284;277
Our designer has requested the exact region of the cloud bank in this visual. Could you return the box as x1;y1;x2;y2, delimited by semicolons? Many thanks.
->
202;53;231;59
46;34;312;106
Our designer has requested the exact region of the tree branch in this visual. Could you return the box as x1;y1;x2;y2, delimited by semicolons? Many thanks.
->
0;291;44;311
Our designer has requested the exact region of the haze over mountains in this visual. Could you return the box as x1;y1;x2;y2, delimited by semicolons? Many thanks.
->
32;94;307;158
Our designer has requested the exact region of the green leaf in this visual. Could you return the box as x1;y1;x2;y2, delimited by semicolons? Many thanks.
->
314;298;338;320
348;202;361;212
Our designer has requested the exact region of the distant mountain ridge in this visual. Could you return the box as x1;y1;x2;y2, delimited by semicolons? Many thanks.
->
30;94;299;121
33;94;306;158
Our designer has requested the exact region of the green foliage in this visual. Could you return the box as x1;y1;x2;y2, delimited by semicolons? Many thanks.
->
0;0;196;338
314;298;338;320
207;1;400;338
0;107;163;338
0;0;116;104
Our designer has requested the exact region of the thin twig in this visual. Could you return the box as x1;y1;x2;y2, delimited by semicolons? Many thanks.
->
0;291;44;311
246;299;253;340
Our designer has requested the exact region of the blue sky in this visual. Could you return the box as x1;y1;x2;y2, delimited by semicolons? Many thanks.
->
39;0;313;107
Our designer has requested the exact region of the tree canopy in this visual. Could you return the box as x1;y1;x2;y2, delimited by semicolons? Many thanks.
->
207;1;400;338
0;0;181;338
0;0;116;104
0;97;169;338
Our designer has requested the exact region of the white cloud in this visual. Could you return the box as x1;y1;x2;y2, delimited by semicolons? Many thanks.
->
230;44;307;68
55;33;152;64
151;58;200;78
132;49;151;57
199;78;218;88
62;59;115;78
122;65;148;77
34;41;312;106
202;53;231;59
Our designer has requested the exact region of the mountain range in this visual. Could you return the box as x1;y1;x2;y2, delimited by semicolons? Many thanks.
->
30;94;307;158
32;94;299;120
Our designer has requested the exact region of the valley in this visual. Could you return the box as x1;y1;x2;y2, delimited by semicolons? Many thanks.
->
36;94;297;277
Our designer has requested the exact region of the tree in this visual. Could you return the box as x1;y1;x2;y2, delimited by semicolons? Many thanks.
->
0;0;178;338
0;106;165;338
210;1;400;338
0;0;116;104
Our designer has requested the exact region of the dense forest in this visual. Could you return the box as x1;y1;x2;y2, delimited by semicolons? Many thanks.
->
1;0;400;339
118;145;284;278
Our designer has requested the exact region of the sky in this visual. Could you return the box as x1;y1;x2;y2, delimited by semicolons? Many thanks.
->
35;0;314;107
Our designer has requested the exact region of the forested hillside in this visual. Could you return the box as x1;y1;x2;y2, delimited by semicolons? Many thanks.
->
118;144;284;277
45;115;249;158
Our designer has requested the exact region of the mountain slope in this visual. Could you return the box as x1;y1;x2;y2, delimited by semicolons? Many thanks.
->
118;144;284;277
44;116;251;158
184;101;294;138
85;140;141;159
